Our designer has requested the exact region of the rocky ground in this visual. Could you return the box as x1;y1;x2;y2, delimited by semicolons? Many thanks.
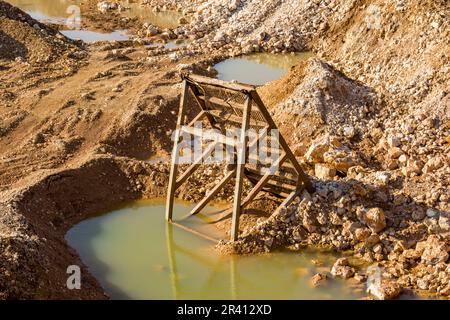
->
0;0;449;300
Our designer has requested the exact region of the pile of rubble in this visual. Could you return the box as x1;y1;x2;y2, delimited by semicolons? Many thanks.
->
182;0;331;54
218;122;449;298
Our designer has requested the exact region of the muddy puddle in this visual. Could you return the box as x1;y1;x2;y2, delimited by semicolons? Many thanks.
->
66;198;366;300
214;52;314;85
121;3;186;29
8;0;186;43
60;29;129;42
6;0;80;24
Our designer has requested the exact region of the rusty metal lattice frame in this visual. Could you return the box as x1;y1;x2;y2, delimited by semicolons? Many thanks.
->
166;73;315;241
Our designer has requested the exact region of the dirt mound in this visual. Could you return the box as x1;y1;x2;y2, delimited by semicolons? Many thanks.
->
319;0;450;120
0;155;150;299
0;1;86;89
180;0;449;114
0;1;77;62
258;60;308;108
196;0;449;298
180;0;336;54
259;58;378;156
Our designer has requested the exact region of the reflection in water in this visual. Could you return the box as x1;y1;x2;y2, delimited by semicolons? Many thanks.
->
215;52;314;85
66;199;365;300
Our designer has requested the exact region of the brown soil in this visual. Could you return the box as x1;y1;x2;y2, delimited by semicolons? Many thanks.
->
0;2;205;298
258;61;308;109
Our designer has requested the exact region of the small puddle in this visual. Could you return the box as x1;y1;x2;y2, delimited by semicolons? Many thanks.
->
214;52;314;85
60;29;129;42
66;198;366;299
164;40;189;49
8;0;129;42
121;4;186;29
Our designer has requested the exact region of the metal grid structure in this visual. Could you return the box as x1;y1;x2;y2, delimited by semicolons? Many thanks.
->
166;73;315;241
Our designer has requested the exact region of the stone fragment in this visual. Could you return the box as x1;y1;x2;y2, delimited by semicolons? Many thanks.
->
387;136;401;148
343;125;356;138
364;208;386;233
331;258;355;279
310;273;328;288
323;148;355;172
417;278;429;290
367;279;402;300
388;147;403;159
426;209;437;218
422;157;443;173
438;213;450;231
146;25;160;36
315;164;336;179
418;235;449;265
440;285;450;296
365;233;381;247
355;227;371;241
375;171;390;185
305;135;333;163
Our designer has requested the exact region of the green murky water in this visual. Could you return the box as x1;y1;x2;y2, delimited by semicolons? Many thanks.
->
66;199;365;300
215;52;314;85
